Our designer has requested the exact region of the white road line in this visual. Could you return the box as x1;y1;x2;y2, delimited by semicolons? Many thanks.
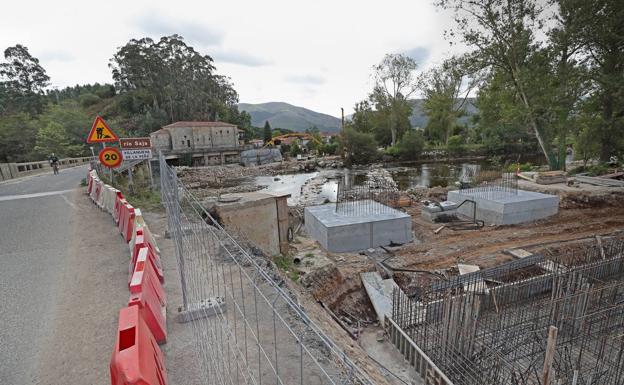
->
0;189;76;202
60;194;78;210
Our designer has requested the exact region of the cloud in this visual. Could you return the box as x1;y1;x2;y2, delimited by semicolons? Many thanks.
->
38;50;73;62
136;13;224;47
285;74;325;85
402;46;430;65
211;50;272;67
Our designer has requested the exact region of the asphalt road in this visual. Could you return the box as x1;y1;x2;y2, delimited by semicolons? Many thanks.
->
0;166;128;384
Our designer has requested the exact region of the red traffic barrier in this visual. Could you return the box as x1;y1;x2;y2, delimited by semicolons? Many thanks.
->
130;247;166;307
130;229;164;285
128;278;167;344
110;305;168;385
87;173;94;194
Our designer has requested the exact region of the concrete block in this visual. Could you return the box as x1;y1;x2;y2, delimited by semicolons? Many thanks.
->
304;201;412;253
447;189;559;225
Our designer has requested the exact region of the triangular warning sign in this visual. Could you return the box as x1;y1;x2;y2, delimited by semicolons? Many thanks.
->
87;116;118;143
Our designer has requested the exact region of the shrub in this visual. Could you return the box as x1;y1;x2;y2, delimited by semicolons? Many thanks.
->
320;143;338;155
505;162;533;173
447;135;464;156
397;130;425;160
341;128;379;164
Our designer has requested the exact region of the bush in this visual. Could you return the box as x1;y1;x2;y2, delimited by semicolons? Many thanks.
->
79;93;101;107
569;163;609;176
397;130;425;160
319;143;338;155
505;162;533;173
342;128;379;164
385;145;400;158
447;135;464;156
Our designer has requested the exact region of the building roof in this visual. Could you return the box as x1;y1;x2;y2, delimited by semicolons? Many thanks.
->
162;121;237;128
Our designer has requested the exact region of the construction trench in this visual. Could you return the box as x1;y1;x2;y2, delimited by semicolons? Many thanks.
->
175;160;624;385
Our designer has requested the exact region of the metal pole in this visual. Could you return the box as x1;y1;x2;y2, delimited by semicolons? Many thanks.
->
147;159;155;190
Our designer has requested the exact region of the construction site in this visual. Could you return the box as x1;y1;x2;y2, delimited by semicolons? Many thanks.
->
169;157;624;385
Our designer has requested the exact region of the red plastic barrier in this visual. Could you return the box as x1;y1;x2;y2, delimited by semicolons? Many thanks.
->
93;180;102;203
118;203;135;243
128;266;167;344
130;229;164;285
129;247;166;307
110;305;168;385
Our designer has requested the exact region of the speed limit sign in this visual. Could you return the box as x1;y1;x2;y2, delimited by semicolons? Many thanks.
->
98;147;123;168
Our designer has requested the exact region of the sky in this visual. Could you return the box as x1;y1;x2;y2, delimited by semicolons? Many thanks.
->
0;0;462;117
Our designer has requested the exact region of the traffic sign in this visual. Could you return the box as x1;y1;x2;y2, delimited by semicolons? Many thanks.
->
122;149;152;160
87;116;118;143
120;137;152;149
99;147;123;168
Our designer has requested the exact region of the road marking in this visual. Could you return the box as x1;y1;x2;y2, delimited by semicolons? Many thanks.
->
60;194;78;210
0;189;75;202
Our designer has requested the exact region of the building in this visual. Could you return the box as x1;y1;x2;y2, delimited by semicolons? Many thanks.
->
151;121;243;165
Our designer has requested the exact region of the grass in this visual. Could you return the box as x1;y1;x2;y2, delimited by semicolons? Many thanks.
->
273;254;300;282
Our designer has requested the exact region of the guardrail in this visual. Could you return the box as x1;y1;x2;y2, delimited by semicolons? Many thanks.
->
0;156;94;181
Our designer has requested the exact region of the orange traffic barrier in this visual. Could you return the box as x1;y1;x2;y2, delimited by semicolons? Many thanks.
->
129;247;166;307
110;305;168;385
130;228;164;285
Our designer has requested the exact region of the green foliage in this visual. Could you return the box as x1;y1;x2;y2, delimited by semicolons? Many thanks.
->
319;142;338;155
574;123;601;166
290;143;303;157
342;128;379;164
0;44;50;115
0;113;37;162
446;135;464;156
273;254;292;270
79;93;101;107
33;121;83;158
568;163;610;177
397;130;425;160
505;162;533;173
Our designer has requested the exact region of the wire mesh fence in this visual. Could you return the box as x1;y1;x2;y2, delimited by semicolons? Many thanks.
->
159;152;374;385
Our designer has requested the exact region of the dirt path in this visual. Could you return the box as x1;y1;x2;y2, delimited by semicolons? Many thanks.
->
399;205;624;270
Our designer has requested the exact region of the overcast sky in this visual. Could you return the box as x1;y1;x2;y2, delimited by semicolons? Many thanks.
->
0;0;462;117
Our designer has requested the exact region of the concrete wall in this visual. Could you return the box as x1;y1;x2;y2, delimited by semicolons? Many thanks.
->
0;157;92;182
215;192;290;256
151;131;171;151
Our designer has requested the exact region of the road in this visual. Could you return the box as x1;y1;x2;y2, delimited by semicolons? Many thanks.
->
0;166;128;385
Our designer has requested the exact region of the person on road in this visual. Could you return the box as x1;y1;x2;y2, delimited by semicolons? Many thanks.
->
49;153;60;175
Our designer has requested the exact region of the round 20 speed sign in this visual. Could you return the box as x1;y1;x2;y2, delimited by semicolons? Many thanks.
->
98;147;123;168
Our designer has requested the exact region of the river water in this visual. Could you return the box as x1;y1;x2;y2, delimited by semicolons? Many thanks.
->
256;160;493;204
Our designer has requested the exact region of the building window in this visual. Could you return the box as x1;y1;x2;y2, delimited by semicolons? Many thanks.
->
187;140;191;147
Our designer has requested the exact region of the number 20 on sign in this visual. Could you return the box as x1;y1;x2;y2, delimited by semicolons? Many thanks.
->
98;147;123;168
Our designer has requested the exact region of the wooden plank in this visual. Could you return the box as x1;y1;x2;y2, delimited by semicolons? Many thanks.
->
542;326;559;385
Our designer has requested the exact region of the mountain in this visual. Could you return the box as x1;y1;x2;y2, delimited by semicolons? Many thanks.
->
238;102;342;132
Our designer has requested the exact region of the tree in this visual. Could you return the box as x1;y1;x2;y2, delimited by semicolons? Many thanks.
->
397;130;425;160
109;35;239;126
341;128;379;164
420;56;482;144
370;54;418;146
564;0;624;160
0;44;50;115
0;113;37;162
263;121;272;143
33;121;82;157
435;0;557;167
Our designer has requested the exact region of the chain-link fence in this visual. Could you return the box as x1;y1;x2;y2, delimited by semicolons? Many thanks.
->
159;152;373;385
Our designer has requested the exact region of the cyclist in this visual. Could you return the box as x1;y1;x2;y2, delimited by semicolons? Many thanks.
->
49;153;60;175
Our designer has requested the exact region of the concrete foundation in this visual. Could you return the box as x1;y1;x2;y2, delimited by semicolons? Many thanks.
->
447;189;559;225
304;201;412;253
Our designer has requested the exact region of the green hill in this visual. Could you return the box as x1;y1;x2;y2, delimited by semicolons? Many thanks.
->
238;102;342;132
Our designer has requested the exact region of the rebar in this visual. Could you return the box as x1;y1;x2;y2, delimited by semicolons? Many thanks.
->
460;171;518;200
159;152;374;385
335;177;399;216
390;238;624;385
